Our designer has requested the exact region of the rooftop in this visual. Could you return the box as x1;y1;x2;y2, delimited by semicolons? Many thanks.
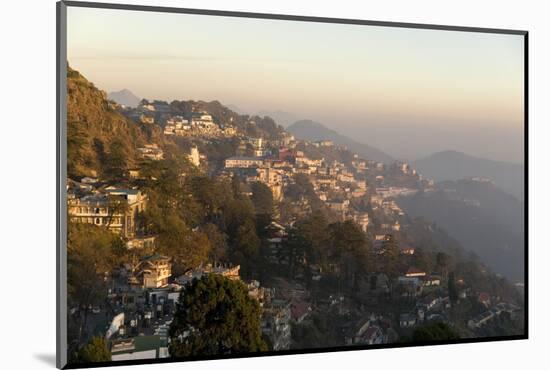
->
106;188;140;196
111;335;162;355
141;253;170;262
226;156;264;161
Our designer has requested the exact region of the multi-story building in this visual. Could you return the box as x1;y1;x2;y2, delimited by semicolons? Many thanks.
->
295;156;323;168
326;199;350;213
352;212;370;233
190;112;216;128
264;222;288;265
126;235;156;250
111;335;169;361
221;126;237;137
136;254;172;289
256;167;284;200
262;299;292;351
337;171;355;183
313;140;333;147
225;156;264;169
68;188;147;238
280;133;295;147
138;144;164;161
164;116;191;135
257;167;282;185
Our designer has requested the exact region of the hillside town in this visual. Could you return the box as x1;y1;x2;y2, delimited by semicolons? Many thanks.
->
66;80;524;363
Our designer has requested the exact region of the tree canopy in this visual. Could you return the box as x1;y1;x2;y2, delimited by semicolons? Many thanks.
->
169;274;267;357
411;323;459;342
77;336;111;363
251;182;274;216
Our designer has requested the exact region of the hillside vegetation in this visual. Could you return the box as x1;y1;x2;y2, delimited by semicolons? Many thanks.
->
67;67;158;179
397;179;524;282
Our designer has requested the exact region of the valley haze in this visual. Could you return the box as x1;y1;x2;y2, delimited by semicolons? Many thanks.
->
69;6;524;164
111;89;525;200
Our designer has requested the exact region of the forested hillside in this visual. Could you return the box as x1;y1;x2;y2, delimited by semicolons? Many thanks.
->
397;179;524;282
67;67;161;179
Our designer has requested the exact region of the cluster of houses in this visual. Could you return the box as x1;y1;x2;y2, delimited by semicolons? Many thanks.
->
161;112;237;138
138;143;201;167
123;101;429;232
467;298;520;329
217;132;473;341
124;100;238;139
138;144;164;161
345;314;391;345
70;102;524;355
105;257;308;359
67;172;300;354
127;103;425;237
221;135;425;237
124;101;164;125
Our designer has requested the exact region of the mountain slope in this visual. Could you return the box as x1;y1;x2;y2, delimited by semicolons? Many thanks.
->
257;109;301;127
287;120;394;163
107;88;141;108
67;68;153;179
413;150;524;199
226;104;245;114
397;179;525;282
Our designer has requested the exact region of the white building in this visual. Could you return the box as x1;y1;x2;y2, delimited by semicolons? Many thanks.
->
136;254;172;289
191;112;215;128
68;188;147;238
225;156;264;168
188;146;200;167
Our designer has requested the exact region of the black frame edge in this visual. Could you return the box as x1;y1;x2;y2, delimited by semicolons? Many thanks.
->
523;32;529;339
63;334;528;369
57;1;68;369
61;0;527;35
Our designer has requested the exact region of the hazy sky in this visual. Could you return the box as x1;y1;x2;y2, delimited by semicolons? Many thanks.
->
67;6;525;163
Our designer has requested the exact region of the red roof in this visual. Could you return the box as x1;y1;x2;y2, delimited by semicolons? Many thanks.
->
291;300;311;321
364;326;379;339
478;292;491;303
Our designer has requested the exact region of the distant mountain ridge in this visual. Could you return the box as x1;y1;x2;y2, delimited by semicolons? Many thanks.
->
226;104;245;114
413;150;524;200
257;110;302;127
287;120;394;164
108;88;141;108
397;178;524;282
